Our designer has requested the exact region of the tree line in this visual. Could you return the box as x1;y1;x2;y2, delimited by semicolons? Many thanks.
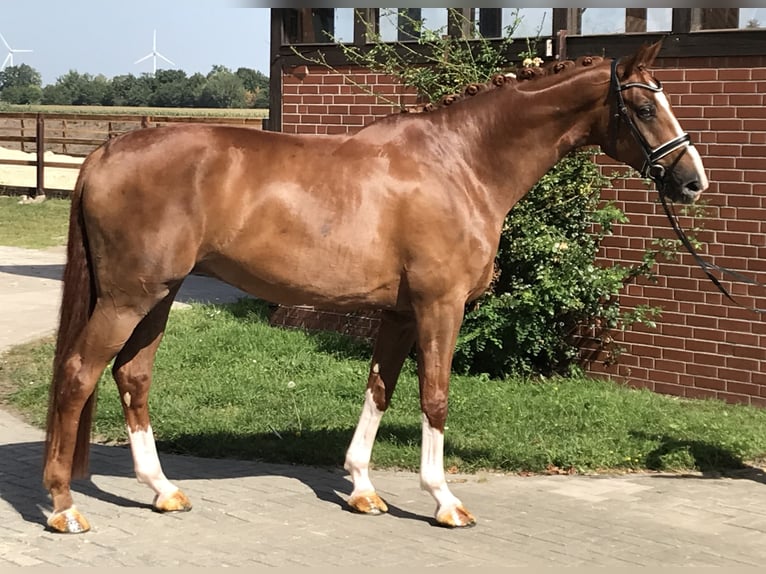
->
0;64;269;109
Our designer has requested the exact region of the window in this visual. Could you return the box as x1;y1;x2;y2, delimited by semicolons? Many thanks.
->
580;8;672;34
283;8;335;44
421;8;448;34
333;9;355;43
280;7;766;47
739;8;766;28
378;8;451;41
506;8;553;38
378;8;424;42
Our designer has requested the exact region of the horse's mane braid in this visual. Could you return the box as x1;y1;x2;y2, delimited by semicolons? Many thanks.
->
401;55;605;114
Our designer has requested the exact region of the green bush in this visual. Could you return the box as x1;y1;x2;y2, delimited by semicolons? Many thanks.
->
453;151;643;377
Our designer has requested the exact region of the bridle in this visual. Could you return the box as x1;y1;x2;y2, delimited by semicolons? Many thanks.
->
609;57;766;313
609;58;692;185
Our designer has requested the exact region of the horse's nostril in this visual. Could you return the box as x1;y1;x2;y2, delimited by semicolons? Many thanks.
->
687;181;701;193
681;186;701;204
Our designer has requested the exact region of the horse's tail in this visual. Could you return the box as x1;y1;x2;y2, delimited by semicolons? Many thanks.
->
45;157;98;479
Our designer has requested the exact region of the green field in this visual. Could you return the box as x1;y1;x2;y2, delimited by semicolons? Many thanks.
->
0;196;70;248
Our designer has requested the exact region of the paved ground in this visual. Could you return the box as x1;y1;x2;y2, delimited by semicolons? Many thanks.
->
3;244;766;566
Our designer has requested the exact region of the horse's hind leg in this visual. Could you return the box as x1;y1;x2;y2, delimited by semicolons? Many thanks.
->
111;285;192;514
345;311;415;515
44;301;146;533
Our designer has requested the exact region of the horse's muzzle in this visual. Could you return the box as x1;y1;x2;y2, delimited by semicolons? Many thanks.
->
678;185;703;204
651;164;705;204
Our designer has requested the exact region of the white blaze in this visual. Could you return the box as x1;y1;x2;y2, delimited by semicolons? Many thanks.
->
655;90;709;191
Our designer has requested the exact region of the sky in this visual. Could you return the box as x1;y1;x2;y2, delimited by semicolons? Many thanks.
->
2;3;765;87
0;0;271;86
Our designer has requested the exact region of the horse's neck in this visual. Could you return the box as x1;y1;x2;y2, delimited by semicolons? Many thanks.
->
450;66;610;218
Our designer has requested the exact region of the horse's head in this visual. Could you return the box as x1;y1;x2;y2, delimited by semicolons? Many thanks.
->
605;41;708;204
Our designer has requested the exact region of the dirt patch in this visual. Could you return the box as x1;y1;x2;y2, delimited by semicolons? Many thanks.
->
0;147;82;192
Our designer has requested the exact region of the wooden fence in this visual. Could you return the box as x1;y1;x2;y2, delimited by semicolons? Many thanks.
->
0;112;265;196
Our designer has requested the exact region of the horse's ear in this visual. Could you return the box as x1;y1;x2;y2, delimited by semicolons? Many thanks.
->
621;40;663;78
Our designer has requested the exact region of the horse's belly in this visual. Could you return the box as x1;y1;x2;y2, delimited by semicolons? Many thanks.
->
195;253;402;311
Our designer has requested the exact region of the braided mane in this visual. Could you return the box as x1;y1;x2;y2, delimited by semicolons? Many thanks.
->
401;55;605;114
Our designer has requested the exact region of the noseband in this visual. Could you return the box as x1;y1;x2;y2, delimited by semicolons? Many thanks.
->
609;58;692;186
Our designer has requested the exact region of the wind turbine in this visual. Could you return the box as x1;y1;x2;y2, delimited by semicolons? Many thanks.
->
134;29;175;75
0;32;33;70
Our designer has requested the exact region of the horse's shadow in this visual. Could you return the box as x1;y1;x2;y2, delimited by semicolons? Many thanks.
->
5;426;766;531
0;263;64;282
630;430;766;484
0;424;444;531
0;260;250;306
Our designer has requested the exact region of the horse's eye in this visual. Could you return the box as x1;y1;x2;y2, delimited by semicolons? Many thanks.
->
637;105;655;120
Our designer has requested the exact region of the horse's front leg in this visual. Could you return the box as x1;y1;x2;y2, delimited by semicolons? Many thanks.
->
345;311;415;515
415;299;476;528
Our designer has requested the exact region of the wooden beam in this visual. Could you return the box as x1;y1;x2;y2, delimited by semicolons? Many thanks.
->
566;8;582;34
35;114;44;198
561;29;766;59
626;8;647;33
672;9;692;33
268;8;284;132
447;8;473;39
354;8;377;45
477;8;501;38
398;8;421;41
693;8;739;30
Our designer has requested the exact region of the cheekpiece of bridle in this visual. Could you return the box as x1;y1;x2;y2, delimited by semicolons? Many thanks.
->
610;57;766;313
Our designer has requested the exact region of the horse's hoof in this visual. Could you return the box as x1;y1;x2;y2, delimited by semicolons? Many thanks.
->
47;507;91;534
348;491;389;515
153;489;192;513
436;505;477;528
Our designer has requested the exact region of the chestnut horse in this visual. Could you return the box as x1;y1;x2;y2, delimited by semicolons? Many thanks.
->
43;41;707;533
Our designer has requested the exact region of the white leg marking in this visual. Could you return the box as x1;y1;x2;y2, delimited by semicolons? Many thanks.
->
420;414;463;513
345;388;383;495
127;425;179;499
656;91;709;190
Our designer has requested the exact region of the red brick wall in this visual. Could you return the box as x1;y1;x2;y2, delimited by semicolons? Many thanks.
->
589;55;766;406
281;65;419;134
278;56;766;406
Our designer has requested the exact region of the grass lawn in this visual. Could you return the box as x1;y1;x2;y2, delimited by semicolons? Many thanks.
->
0;196;70;248
3;298;766;475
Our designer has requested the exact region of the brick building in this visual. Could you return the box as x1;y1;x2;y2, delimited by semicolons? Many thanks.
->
266;8;766;405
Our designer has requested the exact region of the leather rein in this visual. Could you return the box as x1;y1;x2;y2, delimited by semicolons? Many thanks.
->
610;58;766;314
